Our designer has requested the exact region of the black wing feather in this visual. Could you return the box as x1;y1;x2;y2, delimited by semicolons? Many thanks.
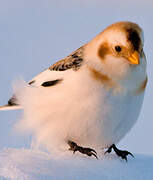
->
7;47;84;107
49;47;84;71
41;79;62;87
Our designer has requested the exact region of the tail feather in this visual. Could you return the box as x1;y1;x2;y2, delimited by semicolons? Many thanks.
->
0;105;22;111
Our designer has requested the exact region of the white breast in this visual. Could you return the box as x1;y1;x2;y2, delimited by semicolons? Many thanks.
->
62;69;145;149
16;67;145;152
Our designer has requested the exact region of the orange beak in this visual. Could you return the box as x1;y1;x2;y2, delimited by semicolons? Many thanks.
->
128;51;140;65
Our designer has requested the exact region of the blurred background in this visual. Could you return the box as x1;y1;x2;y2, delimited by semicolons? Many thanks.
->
0;0;153;155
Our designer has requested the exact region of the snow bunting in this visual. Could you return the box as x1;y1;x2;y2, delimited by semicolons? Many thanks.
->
0;21;147;160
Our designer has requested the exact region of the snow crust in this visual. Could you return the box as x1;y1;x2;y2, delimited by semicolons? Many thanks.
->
0;148;152;180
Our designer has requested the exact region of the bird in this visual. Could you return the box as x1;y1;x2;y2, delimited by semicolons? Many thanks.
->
0;21;147;161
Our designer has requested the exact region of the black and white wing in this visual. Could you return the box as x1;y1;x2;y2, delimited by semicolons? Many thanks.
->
28;47;83;87
0;47;84;111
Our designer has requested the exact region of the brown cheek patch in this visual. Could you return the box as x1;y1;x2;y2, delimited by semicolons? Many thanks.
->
89;67;116;88
98;42;110;60
135;77;148;95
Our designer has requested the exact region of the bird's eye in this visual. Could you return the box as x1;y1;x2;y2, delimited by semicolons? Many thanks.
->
115;46;122;52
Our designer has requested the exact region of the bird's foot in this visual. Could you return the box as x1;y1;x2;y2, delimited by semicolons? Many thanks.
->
68;140;98;159
105;144;134;162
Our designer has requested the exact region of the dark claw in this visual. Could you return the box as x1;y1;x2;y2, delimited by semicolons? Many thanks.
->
68;140;98;159
105;144;134;162
82;147;98;159
104;146;113;154
119;151;134;162
114;150;134;162
90;152;98;160
104;149;111;154
128;152;135;158
87;148;97;155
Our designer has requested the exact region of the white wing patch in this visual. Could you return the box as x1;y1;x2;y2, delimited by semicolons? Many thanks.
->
28;69;71;87
1;46;84;110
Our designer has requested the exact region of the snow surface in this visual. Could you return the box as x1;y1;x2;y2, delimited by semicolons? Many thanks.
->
0;148;152;180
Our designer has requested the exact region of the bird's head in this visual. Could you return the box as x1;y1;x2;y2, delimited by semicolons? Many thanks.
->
85;21;147;89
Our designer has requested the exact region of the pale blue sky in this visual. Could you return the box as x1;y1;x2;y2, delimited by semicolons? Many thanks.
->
0;0;153;155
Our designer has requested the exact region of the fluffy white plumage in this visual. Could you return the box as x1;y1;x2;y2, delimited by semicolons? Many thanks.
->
0;21;147;154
